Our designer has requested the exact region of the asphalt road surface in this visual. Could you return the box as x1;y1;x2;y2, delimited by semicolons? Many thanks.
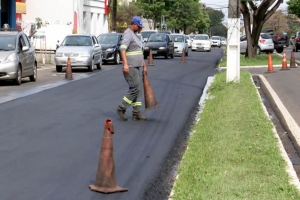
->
0;48;222;200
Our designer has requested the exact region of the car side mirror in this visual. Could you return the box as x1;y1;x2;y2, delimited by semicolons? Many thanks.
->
22;46;29;51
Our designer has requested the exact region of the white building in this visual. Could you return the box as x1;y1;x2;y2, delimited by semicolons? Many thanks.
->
22;0;108;36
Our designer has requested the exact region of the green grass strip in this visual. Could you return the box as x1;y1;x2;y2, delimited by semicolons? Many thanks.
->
171;71;300;200
219;54;283;67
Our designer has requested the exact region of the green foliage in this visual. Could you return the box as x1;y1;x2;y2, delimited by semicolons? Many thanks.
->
287;0;300;18
35;17;43;29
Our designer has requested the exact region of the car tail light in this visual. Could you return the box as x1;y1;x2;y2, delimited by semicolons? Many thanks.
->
276;35;281;40
259;39;265;43
296;37;300;42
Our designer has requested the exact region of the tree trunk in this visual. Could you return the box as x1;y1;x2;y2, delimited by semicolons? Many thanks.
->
112;0;117;30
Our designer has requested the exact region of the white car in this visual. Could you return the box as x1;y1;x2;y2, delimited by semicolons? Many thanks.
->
221;37;227;46
211;36;221;48
240;33;274;54
191;34;211;52
185;35;192;48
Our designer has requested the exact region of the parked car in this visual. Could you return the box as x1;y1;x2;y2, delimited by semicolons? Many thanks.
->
97;33;122;64
185;35;192;48
290;36;295;45
191;34;211;52
211;36;221;47
55;34;102;72
221;37;227;46
141;30;158;42
170;34;189;56
143;33;174;59
261;29;288;53
240;33;274;54
0;29;37;85
159;31;172;35
292;31;300;52
137;33;145;52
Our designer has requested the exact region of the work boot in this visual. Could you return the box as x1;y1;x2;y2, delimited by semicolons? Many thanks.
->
132;111;147;121
116;107;128;121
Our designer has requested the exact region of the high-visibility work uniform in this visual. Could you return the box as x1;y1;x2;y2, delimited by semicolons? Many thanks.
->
118;28;144;113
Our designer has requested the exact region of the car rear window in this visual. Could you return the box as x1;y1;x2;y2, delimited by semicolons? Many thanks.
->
211;36;219;40
260;34;271;39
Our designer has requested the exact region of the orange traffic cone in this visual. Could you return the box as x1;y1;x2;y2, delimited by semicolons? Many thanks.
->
179;50;186;63
65;57;73;80
143;74;159;111
280;51;290;71
89;119;128;194
266;53;276;73
148;49;154;66
290;50;297;68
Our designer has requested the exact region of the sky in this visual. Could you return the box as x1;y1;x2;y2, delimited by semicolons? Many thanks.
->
200;0;289;22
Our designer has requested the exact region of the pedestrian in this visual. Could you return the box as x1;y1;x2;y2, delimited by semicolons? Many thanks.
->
116;16;148;121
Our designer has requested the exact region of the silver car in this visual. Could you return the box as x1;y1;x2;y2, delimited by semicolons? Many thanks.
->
55;34;102;72
137;34;145;52
240;33;274;54
170;34;189;56
0;30;37;85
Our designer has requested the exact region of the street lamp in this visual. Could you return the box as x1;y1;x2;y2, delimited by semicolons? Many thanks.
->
148;19;153;30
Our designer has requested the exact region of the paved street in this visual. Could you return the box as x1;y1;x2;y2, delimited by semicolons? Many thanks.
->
0;48;221;200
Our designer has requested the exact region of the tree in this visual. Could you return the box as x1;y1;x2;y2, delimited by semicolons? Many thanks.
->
263;9;289;35
35;17;43;29
166;0;209;33
116;0;144;32
206;8;225;36
135;0;167;29
287;0;300;18
240;0;283;58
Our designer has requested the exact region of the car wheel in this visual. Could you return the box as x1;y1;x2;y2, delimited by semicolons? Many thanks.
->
15;65;22;85
88;59;94;72
96;60;102;70
276;48;283;53
56;65;62;72
144;54;147;59
103;60;108;65
185;49;188;57
29;62;37;82
170;51;174;58
165;52;168;59
256;47;261;55
114;52;120;64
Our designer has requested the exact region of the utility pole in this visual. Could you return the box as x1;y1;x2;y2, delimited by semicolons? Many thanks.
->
226;0;240;82
112;0;117;31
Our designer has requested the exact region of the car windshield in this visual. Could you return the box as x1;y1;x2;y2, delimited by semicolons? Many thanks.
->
170;35;184;42
137;34;142;41
194;35;209;40
221;38;225;41
211;36;220;40
141;32;156;39
97;35;119;44
0;35;16;51
62;36;92;46
190;35;195;39
148;34;167;42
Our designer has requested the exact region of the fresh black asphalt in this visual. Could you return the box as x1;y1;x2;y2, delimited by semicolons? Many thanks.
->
0;49;222;200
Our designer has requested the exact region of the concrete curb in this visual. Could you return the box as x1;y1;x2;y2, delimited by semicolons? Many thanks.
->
257;74;300;190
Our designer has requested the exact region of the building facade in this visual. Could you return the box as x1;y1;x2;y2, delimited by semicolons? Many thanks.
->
22;0;108;35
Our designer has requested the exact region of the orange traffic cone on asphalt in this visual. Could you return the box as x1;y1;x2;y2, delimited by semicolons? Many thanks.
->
266;53;276;73
148;49;154;66
179;50;186;63
280;51;290;71
290;50;297;68
89;119;128;194
65;57;73;80
143;74;159;111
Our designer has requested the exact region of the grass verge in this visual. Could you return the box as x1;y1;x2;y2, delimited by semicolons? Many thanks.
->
170;71;300;200
219;54;283;67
